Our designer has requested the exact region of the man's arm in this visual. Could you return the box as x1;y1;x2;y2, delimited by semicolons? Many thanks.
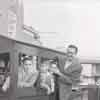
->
58;72;72;84
52;68;72;85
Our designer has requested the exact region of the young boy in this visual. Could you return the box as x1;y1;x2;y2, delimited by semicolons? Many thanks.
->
39;60;55;95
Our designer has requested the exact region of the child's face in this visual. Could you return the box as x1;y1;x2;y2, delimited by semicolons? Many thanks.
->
40;62;49;72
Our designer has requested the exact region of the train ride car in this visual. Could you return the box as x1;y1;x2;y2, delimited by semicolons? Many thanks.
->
0;34;100;100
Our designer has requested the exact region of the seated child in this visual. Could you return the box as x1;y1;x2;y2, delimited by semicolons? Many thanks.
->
39;61;55;95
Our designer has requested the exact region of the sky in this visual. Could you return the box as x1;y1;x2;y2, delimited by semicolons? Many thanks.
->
23;0;100;58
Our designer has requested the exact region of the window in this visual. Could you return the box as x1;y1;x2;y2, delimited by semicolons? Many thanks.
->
17;53;38;88
81;64;95;85
0;52;11;93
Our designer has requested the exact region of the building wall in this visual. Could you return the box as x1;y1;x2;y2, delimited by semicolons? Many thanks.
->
0;0;23;38
0;0;9;36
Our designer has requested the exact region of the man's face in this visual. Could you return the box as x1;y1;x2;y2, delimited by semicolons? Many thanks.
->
66;47;77;60
23;60;33;72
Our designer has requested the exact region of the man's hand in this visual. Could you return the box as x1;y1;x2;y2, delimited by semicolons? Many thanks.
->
50;67;61;75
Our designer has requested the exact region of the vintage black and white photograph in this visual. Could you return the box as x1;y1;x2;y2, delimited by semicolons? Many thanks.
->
0;0;100;100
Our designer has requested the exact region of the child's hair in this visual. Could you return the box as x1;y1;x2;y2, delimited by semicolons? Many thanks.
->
22;56;32;64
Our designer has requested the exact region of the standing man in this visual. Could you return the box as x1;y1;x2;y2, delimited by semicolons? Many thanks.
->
52;45;83;100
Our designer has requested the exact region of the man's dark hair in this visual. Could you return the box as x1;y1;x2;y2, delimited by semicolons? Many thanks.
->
68;44;78;54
